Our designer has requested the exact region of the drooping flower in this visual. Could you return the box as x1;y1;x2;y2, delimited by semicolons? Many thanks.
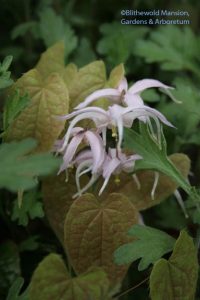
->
75;77;177;110
57;107;109;152
58;103;173;152
56;127;106;175
99;148;142;195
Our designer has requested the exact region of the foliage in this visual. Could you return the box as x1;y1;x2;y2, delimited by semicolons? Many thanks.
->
38;8;78;58
3;89;30;131
135;26;200;76
11;189;44;226
150;230;198;300
6;277;29;300
64;193;139;283
124;124;192;195
0;138;60;192
29;254;110;300
0;56;13;89
114;224;175;271
0;1;200;300
97;22;148;67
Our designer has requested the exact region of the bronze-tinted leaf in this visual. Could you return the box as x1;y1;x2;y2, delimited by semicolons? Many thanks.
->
67;60;106;110
42;172;87;245
64;193;139;283
36;41;65;78
106;63;125;88
62;63;78;88
29;253;110;300
5;69;69;152
101;153;190;211
150;230;198;300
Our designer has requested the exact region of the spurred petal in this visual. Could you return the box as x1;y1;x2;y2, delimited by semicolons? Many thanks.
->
74;149;93;165
84;131;105;173
128;79;173;94
99;157;121;195
74;172;99;198
122;106;174;128
123;93;144;107
75;88;121;110
122;154;142;173
75;159;93;196
59;111;109;152
57;106;109;121
58;134;84;174
118;77;128;93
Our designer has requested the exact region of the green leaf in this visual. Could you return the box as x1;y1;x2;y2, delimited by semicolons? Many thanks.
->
29;253;110;300
158;78;200;140
6;277;29;300
38;8;78;59
135;26;200;77
0;241;21;299
0;56;13;89
4;69;69;152
114;225;175;271
124;125;191;196
11;21;38;40
0;56;13;72
64;193;139;283
73;37;96;67
11;189;44;226
150;230;198;300
97;22;148;66
19;236;40;252
3;89;30;131
0;138;60;192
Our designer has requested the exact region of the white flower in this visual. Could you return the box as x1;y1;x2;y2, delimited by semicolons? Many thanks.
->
56;127;106;175
99;148;142;195
75;77;177;110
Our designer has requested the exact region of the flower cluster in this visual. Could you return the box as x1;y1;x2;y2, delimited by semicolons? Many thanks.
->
55;77;175;197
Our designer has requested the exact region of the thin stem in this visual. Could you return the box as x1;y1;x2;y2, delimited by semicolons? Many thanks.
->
113;277;149;299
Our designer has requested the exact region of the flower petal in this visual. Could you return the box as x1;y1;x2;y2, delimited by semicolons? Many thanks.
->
122;154;142;173
118;77;128;93
59;111;109;152
58;134;84;174
57;106;109;121
74;172;99;199
75;88;121;110
84;131;105;173
128;79;173;94
99;157;121;195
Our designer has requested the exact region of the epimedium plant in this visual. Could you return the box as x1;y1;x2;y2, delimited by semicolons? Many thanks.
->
2;41;200;300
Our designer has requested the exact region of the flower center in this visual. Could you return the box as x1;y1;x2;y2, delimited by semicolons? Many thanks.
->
114;175;121;184
111;126;118;141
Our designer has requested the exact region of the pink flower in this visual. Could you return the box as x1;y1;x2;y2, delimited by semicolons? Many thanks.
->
99;148;142;195
56;127;106;175
75;77;177;110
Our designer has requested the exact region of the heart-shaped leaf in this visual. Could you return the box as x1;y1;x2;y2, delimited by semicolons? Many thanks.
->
102;153;190;211
29;253;110;300
5;69;69;152
64;193;139;283
150;230;198;300
42;172;88;245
